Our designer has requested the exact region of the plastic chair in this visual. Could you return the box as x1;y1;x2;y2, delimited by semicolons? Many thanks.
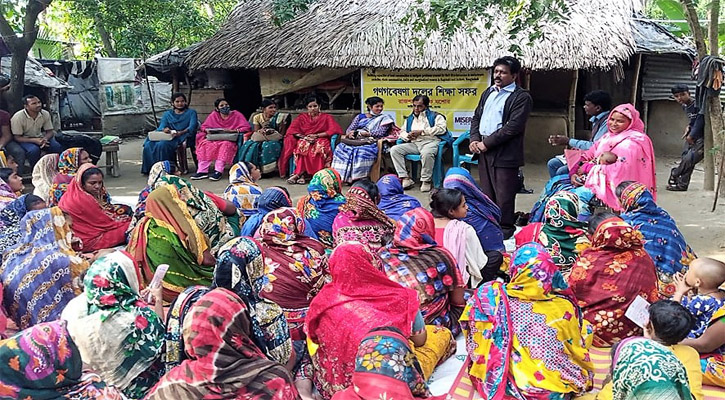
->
452;130;479;168
288;134;340;176
394;132;453;188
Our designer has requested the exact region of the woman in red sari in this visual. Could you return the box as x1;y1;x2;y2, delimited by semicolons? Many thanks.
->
568;212;660;346
282;95;343;183
58;164;132;252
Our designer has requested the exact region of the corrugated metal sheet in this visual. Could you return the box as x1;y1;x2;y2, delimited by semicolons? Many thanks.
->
641;54;695;101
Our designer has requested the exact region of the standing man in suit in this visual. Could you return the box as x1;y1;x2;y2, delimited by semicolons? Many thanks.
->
469;56;533;239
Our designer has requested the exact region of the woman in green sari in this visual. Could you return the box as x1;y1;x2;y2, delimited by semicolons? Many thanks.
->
238;99;289;174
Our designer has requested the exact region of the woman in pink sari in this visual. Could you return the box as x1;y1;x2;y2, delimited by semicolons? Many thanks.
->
281;95;343;184
569;103;656;210
192;98;251;181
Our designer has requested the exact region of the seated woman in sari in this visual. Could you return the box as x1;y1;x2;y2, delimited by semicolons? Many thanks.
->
0;207;88;330
223;161;263;217
461;242;594;399
332;96;397;184
128;160;179;236
31;153;58;202
443;167;505;273
569;103;656;210
332;326;442;400
332;178;395;249
256;208;330;342
618;181;696;296
379;207;466;335
0;321;125;399
283;95;343;184
306;242;455;399
568;213;659;347
61;250;165;399
376;174;422;221
141;93;198;174
296;168;347;248
146;288;299;399
241;186;292;236
0;195;45;254
192;98;251;181
239;99;289;175
58;165;132;252
49;147;92;206
0;168;23;209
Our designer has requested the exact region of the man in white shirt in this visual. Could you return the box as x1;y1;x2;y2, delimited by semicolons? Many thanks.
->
10;95;63;169
390;95;447;192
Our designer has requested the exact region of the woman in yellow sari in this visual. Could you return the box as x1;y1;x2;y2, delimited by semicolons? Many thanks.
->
461;242;594;399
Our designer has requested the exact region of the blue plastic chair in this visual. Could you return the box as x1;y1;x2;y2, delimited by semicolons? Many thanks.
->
288;134;339;176
394;132;453;188
452;130;479;168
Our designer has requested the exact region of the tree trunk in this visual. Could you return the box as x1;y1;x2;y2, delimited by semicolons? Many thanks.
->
708;0;725;197
94;13;118;57
681;0;707;58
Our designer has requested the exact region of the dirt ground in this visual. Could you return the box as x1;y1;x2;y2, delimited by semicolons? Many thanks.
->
102;137;725;260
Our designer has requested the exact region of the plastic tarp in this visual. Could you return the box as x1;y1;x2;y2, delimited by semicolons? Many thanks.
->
63;71;101;121
101;80;171;116
0;56;71;88
96;57;136;83
632;19;695;57
141;43;201;75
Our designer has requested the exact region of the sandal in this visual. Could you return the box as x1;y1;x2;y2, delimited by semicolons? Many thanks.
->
296;176;307;185
287;174;300;184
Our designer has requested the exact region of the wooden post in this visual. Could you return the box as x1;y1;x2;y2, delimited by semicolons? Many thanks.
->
172;69;180;93
631;54;643;107
642;101;649;131
567;69;579;137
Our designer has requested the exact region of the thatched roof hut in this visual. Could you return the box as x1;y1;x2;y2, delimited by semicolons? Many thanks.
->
187;0;645;71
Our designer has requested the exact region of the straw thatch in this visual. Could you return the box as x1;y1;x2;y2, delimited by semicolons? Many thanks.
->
186;0;643;71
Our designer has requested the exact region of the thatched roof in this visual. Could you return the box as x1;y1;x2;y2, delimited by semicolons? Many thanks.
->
186;0;675;72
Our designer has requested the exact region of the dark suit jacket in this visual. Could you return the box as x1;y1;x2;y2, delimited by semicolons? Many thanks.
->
470;86;533;168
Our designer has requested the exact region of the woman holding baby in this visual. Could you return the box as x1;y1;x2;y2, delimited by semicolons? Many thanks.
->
568;103;656;210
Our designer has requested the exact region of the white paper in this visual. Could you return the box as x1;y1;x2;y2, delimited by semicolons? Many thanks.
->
625;295;651;328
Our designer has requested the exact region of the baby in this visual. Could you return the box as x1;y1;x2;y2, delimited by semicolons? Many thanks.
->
673;257;725;338
597;151;618;165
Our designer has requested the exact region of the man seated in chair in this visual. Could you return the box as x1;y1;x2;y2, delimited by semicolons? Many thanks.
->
390;95;447;192
10;95;63;173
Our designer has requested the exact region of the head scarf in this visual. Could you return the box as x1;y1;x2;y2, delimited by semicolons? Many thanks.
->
58;164;131;252
256;208;329;311
163;285;210;374
240;187;292;236
443;167;504;251
50;147;85;206
61;250;164;398
537;191;588;271
460;242;593;399
569;217;660;346
333;185;395;248
612;338;691;400
332;327;441;400
31;153;59;202
1;207;88;330
391;207;438;251
223;162;263;216
376;174;423;221
0;321;124;400
0;177;17;208
306;242;420;398
296;168;346;248
618;181;695;296
145;288;299;400
213;237;292;364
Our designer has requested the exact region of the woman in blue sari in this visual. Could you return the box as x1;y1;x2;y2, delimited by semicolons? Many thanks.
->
240;186;292;236
444;167;505;272
332;97;397;183
141;93;198;174
376;174;422;221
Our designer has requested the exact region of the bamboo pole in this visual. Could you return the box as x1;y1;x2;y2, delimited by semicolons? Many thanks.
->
567;70;578;137
642;101;649;131
631;54;642;107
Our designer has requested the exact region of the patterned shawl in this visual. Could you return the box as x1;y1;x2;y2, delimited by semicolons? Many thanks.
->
163;285;210;373
376;174;422;221
61;250;164;398
49;147;84;206
240;187;292;237
0;321;124;400
134;161;174;219
224;161;263;216
306;242;420;398
332;327;442;400
460;242;593;399
256;207;329;310
379;207;463;334
146;288;299;400
333;185;395;248
296;168;346;248
0;195;27;230
612;338;691;400
213;237;293;364
569;217;660;346
0;178;17;209
618;181;696;296
537;191;588;272
31;153;58;202
0;207;88;330
443;167;504;251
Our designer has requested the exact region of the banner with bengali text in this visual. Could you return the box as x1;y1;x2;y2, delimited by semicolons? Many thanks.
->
360;69;490;136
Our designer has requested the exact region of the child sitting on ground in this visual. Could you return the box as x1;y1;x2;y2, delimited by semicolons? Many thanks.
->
673;257;725;338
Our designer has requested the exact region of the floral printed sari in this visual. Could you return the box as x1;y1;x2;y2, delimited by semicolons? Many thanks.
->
223;161;263;216
333;185;395;249
296;168;346;248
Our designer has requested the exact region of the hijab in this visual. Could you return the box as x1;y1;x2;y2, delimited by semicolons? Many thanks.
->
32;153;59;202
240;187;292;236
376;174;422;221
296;168;347;248
537;191;588;271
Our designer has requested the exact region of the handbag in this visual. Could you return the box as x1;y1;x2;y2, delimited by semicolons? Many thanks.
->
148;131;173;141
206;128;239;142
